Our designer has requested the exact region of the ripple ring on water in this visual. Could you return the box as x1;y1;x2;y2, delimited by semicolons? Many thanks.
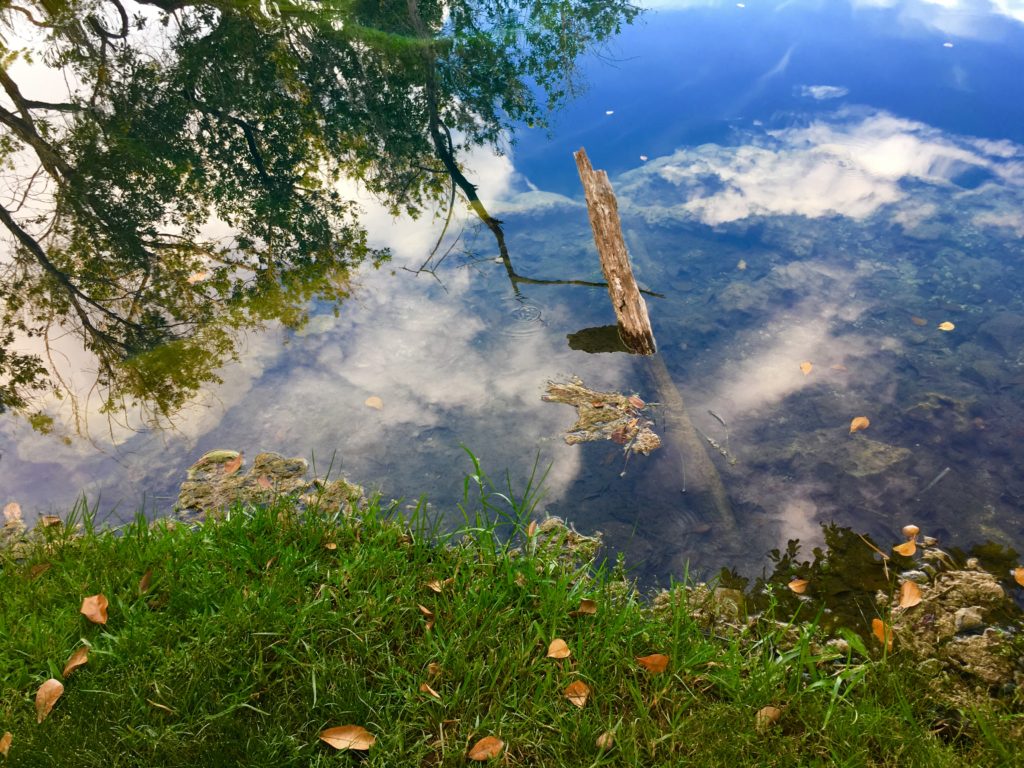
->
501;297;546;336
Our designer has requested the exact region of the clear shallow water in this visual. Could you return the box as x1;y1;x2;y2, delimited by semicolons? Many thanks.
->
4;0;1024;583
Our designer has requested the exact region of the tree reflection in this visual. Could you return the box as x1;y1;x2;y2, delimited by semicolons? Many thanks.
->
0;0;641;429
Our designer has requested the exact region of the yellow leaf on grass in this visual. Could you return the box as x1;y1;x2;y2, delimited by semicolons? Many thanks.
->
0;731;11;757
636;653;669;673
564;680;590;707
570;599;598;616
546;638;571;659
892;540;917;557
849;416;870;434
596;731;614;750
319;725;375;751
419;682;441;700
467;736;504;761
2;501;21;524
62;646;89;677
787;578;809;594
35;678;63;723
937;321;955;332
756;705;782;732
364;396;384;410
898;580;922;609
80;594;109;624
800;361;813;376
872;618;893;651
1012;567;1024;587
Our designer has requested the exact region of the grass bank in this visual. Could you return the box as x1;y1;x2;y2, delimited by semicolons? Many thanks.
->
1;469;1021;766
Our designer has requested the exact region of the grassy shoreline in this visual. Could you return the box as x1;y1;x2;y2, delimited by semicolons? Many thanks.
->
2;478;1022;766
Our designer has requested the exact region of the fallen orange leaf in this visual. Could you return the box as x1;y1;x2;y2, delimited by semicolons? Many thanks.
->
80;594;109;624
222;453;243;476
319;725;375;751
892;540;916;557
636;653;669;673
138;569;153;595
427;662;442;677
1013;567;1024;587
564;680;590;707
937;321;955;332
62;646;89;677
28;562;51;580
35;678;63;723
898;580;922;609
467;736;504;761
364;395;384;410
787;578;809;594
849;416;870;434
901;524;920;539
628;395;646;409
324;541;337;551
800;361;813;376
596;731;614;750
872;618;893;651
570;599;598;616
419;682;441;700
417;604;434;619
256;475;274;490
546;638;571;659
756;705;782;732
0;731;11;757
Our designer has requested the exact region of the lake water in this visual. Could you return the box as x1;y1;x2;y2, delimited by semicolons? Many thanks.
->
3;0;1024;584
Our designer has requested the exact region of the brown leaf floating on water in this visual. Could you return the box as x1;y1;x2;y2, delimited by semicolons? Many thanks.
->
892;540;916;557
937;321;955;332
1012;567;1024;587
799;361;813;376
849;416;870;434
787;578;809;594
364;395;384;410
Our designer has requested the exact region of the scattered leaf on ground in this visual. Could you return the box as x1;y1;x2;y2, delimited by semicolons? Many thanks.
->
636;653;669;673
546;638;571;659
628;395;645;409
901;524;920;539
324;541;337;551
467;736;504;761
364;396;384;410
419;682;441;700
2;501;21;523
256;475;274;490
319;725;375;751
800;361;813;376
564;680;590;707
596;731;614;750
138;569;153;595
222;453;243;476
526;520;537;538
427;662;442;677
28;562;51;580
80;594;109;624
787;578;809;594
570;599;598;616
62;646;89;677
937;321;955;332
898;580;922;609
0;731;11;757
39;515;61;528
1012;567;1024;587
849;416;870;434
910;316;927;326
417;604;434;618
425;580;444;593
893;540;917;557
35;679;64;723
872;618;894;651
756;705;782;732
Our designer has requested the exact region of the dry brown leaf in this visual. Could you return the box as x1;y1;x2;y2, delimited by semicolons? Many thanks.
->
898;580;922;609
35;678;63;723
910;315;927;326
800;361;813;376
1012;567;1024;587
636;653;669;673
0;731;11;757
419;682;441;700
417;604;434;619
849;416;870;434
39;515;61;528
937;321;955;332
595;731;614;750
427;662;442;677
564;680;590;707
570;599;598;616
80;594;109;625
138;569;153;595
526;519;538;538
756;705;782;732
467;736;504;761
892;540;917;557
62;646;89;678
222;453;243;476
256;475;274;490
546;638;571;659
364;395;384;410
324;541;337;551
628;395;646;409
28;562;51;580
901;524;920;539
3;501;21;524
425;580;443;594
319;725;375;751
787;578;809;594
872;618;894;651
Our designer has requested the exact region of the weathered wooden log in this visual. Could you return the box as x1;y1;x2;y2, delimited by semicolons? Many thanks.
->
574;147;656;355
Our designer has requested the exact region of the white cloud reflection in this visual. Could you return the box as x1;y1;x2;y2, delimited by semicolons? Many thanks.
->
798;85;849;100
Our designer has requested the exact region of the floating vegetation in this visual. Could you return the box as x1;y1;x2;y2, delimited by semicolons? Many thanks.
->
542;377;661;455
